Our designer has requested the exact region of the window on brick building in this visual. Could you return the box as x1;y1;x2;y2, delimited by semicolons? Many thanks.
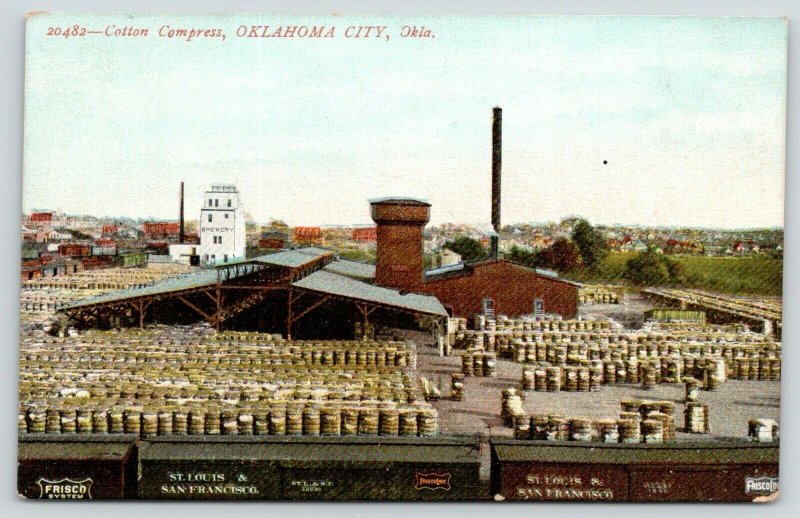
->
534;298;544;316
482;298;495;317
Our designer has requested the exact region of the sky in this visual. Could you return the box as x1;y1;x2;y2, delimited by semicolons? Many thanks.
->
23;14;787;228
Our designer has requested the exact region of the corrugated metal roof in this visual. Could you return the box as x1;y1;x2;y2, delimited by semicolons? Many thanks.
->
491;440;779;464
293;271;447;317
141;442;478;465
61;244;450;320
323;259;376;280
299;246;335;257
21;249;40;260
472;259;582;287
19;442;134;460
424;263;465;277
64;269;221;309
242;248;333;269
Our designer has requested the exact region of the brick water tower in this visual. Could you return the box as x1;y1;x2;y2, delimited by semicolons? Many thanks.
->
370;197;431;292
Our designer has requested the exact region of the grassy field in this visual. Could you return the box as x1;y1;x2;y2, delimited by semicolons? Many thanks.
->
565;252;783;296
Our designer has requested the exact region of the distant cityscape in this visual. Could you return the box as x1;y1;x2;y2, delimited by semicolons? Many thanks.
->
21;186;783;282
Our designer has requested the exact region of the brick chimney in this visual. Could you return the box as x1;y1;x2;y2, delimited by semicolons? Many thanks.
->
370;197;431;291
179;181;185;244
491;106;502;259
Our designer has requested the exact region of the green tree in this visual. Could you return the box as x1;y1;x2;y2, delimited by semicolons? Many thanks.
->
506;245;539;268
539;238;581;272
444;236;488;262
571;219;609;269
624;246;683;286
768;247;783;260
666;259;687;285
67;229;93;241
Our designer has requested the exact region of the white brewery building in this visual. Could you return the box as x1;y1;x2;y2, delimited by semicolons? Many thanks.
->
198;184;246;264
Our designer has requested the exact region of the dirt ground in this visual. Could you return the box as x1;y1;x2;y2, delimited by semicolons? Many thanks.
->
417;346;780;439
398;326;780;483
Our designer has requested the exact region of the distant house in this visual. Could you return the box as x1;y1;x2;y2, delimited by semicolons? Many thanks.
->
118;227;140;239
430;249;461;269
691;242;705;255
21;248;40;261
58;243;91;257
259;230;289;250
293;226;322;244
662;239;701;255
47;229;72;242
21;257;82;281
21;225;37;242
623;239;648;252
102;224;119;235
530;235;552;250
142;222;180;239
145;241;170;254
352;226;377;242
93;239;117;256
63;215;99;230
29;212;53;228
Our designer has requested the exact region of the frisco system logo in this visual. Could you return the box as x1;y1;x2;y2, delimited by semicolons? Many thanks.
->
36;478;93;499
745;476;778;495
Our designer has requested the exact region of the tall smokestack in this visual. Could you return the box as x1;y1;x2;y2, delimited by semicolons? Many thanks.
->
179;181;185;244
491;106;502;259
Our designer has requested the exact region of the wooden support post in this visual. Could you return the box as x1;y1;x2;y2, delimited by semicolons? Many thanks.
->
215;284;222;331
142;300;152;328
132;300;146;329
358;304;368;341
286;288;294;340
436;317;447;356
355;304;378;341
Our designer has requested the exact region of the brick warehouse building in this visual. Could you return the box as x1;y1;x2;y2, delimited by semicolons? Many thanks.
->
424;259;579;319
369;198;579;319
